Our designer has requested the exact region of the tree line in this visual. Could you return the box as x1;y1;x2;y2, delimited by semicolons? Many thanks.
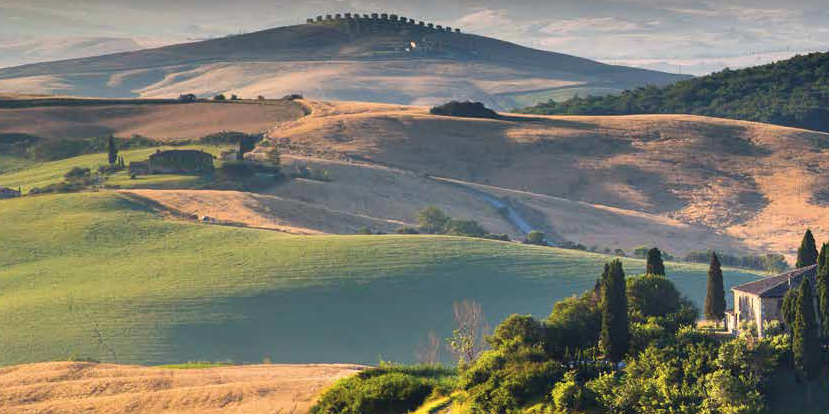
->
519;52;829;133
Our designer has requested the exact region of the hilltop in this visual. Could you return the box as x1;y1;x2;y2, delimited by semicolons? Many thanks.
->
0;14;686;109
520;51;829;133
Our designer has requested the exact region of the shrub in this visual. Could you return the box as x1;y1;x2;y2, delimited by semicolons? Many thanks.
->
65;167;91;181
213;94;226;101
356;227;374;235
396;227;420;234
178;93;197;102
230;94;240;100
461;348;567;414
310;366;455;414
551;371;595;413
445;219;488;238
430;101;499;119
526;230;546;245
484;234;511;242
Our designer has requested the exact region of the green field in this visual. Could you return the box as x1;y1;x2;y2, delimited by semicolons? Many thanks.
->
0;145;229;192
0;193;762;366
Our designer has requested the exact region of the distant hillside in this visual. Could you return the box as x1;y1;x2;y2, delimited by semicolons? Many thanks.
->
0;16;687;109
520;52;829;133
259;100;829;260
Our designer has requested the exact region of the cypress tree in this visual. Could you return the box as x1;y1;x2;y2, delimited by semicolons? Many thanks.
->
817;245;829;343
600;260;629;365
704;252;726;323
795;229;818;268
107;135;118;165
646;247;665;275
792;279;820;400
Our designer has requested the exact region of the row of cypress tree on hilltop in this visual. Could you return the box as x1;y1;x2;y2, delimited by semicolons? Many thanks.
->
518;51;829;133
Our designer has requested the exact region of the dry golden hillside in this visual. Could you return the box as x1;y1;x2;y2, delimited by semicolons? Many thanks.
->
0;362;364;414
0;100;305;140
257;100;829;259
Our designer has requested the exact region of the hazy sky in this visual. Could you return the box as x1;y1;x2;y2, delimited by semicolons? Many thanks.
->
2;0;828;73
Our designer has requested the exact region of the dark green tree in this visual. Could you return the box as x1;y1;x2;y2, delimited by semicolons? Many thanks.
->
792;279;821;400
817;245;829;342
796;229;818;268
704;252;726;323
417;207;450;234
107;135;118;165
600;260;629;364
526;230;545;245
646;247;665;275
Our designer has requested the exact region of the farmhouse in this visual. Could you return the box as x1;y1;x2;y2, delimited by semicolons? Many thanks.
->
129;149;215;175
0;187;21;199
725;264;818;337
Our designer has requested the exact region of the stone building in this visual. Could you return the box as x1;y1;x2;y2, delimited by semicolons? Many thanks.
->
725;264;818;337
129;150;215;175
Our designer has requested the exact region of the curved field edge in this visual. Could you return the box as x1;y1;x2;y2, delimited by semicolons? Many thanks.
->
0;193;762;366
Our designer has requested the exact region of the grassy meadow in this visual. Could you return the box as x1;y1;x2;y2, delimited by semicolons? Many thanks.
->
0;192;762;366
0;145;230;192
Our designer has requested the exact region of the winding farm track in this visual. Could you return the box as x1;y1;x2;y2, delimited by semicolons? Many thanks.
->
0;362;365;414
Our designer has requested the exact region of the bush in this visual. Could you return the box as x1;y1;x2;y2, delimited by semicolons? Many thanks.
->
488;314;546;352
551;371;595;413
484;234;511;242
65;167;91;181
445;219;488;238
526;230;546;245
461;348;567;414
213;94;227;101
396;227;420;234
310;366;455;414
430;101;499;119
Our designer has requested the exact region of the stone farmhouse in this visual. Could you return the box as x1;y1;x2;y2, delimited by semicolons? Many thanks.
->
129;149;215;175
725;264;819;337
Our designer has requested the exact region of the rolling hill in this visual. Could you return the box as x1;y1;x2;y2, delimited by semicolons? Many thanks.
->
0;17;687;109
256;100;829;260
0;192;761;367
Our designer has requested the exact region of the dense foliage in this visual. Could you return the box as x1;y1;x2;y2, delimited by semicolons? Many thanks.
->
430;101;500;119
519;52;829;133
311;365;456;414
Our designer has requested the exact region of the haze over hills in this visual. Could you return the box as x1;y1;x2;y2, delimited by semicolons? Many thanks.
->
0;16;688;109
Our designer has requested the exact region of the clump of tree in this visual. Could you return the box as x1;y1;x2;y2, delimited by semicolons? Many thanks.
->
429;101;500;119
684;250;788;272
30;166;96;194
212;94;227;101
414;206;495;239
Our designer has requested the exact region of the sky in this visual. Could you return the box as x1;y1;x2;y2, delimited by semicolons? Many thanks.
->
1;0;828;74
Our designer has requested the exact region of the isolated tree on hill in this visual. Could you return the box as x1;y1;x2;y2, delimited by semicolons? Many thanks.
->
526;230;545;245
600;259;629;365
646;247;665;275
817;245;829;342
705;252;726;324
417;206;450;234
796;229;818;268
107;135;118;165
792;279;821;401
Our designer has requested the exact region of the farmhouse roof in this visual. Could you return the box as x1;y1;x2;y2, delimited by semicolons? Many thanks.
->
731;264;818;298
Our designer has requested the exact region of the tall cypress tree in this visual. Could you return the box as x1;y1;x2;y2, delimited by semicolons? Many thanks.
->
792;279;820;400
107;135;118;165
600;260;629;365
646;247;665;276
795;229;818;268
704;252;726;323
817;245;829;343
